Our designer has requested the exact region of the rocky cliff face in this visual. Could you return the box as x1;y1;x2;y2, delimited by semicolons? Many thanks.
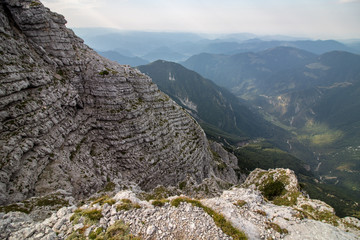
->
0;0;239;205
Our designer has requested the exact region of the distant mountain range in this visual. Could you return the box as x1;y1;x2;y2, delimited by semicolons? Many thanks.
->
183;47;318;95
183;48;360;128
73;28;360;63
98;50;148;67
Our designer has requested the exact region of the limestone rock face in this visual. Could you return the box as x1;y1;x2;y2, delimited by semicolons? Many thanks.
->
1;171;359;240
0;0;239;205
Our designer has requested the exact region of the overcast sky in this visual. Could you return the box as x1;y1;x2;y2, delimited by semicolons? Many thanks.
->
42;0;360;39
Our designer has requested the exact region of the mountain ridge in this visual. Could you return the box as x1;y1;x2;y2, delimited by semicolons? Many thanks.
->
0;0;239;205
138;60;274;139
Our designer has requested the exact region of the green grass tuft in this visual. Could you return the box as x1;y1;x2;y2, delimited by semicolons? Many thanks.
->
261;180;285;201
70;208;103;225
116;199;141;212
91;195;116;206
151;199;169;207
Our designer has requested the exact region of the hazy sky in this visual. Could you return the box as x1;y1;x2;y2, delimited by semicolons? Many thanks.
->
42;0;360;39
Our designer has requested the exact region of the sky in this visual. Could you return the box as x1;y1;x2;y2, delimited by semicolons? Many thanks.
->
42;0;360;39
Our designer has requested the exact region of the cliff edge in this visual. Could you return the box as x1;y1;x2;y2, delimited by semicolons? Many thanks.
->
0;0;239;205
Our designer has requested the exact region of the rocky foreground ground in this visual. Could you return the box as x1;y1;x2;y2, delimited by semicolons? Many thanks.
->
1;168;359;240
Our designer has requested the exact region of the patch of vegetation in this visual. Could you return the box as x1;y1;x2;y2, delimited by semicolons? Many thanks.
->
201;122;249;146
99;67;119;77
211;150;221;161
314;209;339;226
101;182;116;192
69;220;141;240
91;195;116;206
170;197;247;240
36;195;69;207
151;199;169;207
297;122;343;147
89;227;104;239
102;220;141;240
70;208;103;225
233;200;247;208
30;1;41;7
266;222;288;234
261;180;285;201
255;210;267;216
0;203;32;214
216;161;227;171
66;231;86;240
0;194;69;214
272;191;300;206
300;204;314;212
178;181;187;190
140;186;174;201
298;203;340;226
116;199;141;212
99;70;110;76
106;67;119;75
233;141;311;177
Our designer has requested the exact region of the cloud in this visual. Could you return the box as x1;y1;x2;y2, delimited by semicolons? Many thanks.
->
41;0;360;39
338;0;360;3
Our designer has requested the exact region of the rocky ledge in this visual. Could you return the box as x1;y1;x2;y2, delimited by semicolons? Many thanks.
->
0;168;359;240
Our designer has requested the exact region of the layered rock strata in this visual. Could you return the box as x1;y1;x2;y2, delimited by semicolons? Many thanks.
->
0;0;238;205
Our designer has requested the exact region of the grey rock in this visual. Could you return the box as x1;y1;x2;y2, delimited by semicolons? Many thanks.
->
0;0;238;206
284;220;359;240
73;223;84;231
146;225;156;235
52;217;67;231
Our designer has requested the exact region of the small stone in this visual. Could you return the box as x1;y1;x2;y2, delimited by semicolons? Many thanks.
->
53;217;66;231
84;225;94;237
56;207;69;218
73;223;84;231
146;225;156;235
110;206;117;216
34;232;45;238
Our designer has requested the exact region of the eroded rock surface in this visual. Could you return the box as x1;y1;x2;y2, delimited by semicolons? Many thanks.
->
1;169;359;240
0;0;240;205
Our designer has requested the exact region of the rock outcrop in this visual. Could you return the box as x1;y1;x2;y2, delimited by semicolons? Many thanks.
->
1;168;359;240
0;0;239;205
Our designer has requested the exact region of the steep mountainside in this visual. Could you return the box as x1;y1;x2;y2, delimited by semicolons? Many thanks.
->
0;0;239;205
138;60;281;141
